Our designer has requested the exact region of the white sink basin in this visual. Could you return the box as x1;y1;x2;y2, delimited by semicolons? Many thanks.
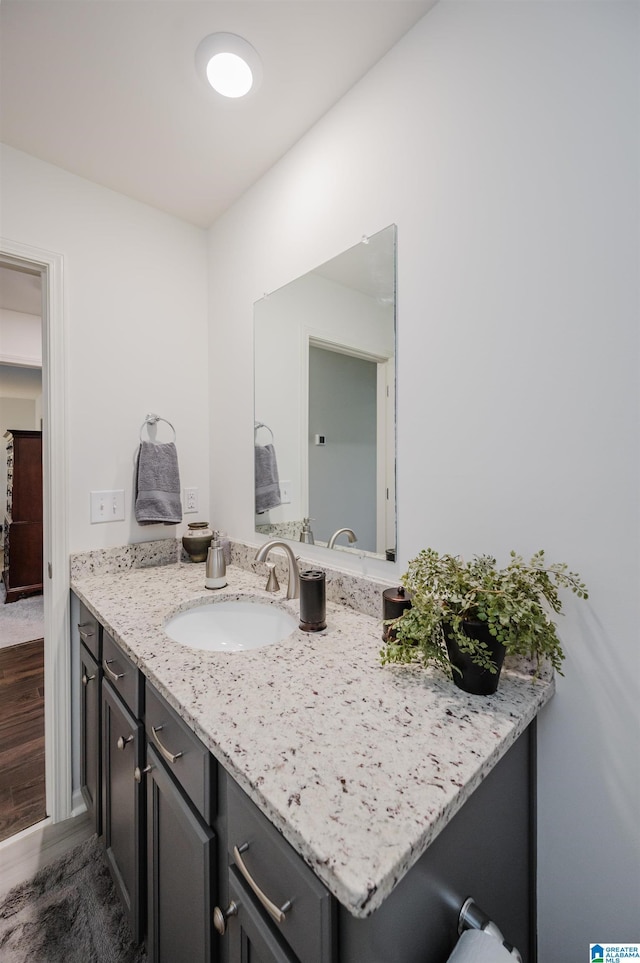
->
164;599;298;653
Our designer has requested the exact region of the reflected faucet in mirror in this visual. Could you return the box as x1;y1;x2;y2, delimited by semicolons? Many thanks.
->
327;528;358;550
253;224;397;562
254;541;300;599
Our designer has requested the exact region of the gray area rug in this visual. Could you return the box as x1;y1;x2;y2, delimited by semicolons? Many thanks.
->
0;581;44;649
0;835;147;963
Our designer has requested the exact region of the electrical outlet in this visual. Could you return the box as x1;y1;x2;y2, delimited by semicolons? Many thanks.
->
280;480;292;504
183;487;199;513
90;490;125;523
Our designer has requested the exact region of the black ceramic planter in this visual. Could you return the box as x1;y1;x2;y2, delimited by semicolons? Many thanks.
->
444;620;506;696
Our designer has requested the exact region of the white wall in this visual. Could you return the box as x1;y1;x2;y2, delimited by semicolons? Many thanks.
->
208;2;639;958
0;145;210;551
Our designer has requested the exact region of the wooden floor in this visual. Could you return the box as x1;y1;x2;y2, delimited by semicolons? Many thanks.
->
0;638;47;843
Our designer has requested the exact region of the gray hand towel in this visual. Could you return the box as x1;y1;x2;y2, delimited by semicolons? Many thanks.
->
135;441;182;525
255;443;282;514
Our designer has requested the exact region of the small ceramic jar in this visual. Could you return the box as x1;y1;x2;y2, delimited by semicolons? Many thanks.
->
182;522;213;562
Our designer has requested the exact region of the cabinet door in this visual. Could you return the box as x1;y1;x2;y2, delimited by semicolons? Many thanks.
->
102;679;144;944
80;643;101;834
146;745;216;963
227;871;299;963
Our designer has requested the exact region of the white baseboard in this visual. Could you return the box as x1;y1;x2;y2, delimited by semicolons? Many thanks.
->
0;798;93;898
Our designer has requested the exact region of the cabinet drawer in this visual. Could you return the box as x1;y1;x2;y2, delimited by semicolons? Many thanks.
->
227;869;299;963
77;601;100;660
145;681;215;824
102;629;144;718
227;778;334;963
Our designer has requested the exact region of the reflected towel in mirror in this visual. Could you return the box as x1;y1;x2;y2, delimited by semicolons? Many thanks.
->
255;443;281;513
135;441;182;524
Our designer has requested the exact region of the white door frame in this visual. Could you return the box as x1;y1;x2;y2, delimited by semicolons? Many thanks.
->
0;237;70;824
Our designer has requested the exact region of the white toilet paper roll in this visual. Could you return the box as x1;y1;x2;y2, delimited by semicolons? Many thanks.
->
446;928;518;962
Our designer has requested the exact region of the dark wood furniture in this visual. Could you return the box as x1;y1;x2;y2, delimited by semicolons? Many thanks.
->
3;429;43;603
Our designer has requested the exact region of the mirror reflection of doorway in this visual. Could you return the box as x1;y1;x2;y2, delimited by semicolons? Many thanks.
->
308;345;377;553
0;263;46;842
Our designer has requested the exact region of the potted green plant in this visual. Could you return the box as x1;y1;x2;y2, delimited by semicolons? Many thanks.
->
381;549;588;695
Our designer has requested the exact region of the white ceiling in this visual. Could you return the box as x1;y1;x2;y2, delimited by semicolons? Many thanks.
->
0;265;42;315
0;0;436;230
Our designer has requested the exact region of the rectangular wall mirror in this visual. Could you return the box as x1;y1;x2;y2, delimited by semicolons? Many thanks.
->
254;224;397;561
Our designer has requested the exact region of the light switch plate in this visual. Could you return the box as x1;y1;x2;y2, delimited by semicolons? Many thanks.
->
90;490;125;523
280;480;292;504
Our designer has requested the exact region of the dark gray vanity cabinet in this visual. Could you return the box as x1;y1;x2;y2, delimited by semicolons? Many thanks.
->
223;775;335;963
101;627;146;944
226;871;300;963
78;602;101;834
102;677;145;944
337;726;536;963
74;593;536;963
146;746;216;962
144;680;217;963
80;643;101;833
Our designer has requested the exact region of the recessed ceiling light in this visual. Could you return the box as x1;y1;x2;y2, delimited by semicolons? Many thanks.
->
195;33;262;99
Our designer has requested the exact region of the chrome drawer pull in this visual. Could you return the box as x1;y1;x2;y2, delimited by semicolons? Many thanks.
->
117;734;134;751
103;659;124;682
78;622;95;641
151;725;183;764
134;764;152;783
233;843;292;924
81;672;95;686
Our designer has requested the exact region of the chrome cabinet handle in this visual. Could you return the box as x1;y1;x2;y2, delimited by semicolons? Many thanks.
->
134;764;152;783
233;843;292;924
102;659;124;682
81;672;95;686
151;725;183;764
117;734;134;751
213;901;238;936
78;621;95;641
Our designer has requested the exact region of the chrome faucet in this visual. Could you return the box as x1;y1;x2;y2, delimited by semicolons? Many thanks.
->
327;528;358;550
254;541;300;599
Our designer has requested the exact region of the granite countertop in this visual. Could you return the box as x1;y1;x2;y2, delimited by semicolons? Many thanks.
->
71;561;554;918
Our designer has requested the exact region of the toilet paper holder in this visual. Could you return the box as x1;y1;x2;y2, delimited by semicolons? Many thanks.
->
457;898;523;962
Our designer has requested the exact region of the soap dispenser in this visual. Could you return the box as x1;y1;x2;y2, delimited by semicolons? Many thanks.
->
205;535;227;589
299;518;315;545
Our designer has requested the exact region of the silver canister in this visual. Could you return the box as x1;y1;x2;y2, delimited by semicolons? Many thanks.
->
205;538;227;589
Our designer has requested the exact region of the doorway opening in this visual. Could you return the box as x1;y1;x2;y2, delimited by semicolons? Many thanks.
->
0;239;70;850
308;345;378;552
302;333;395;557
0;263;46;840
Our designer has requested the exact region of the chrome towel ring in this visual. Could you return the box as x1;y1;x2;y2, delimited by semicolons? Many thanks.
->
140;413;176;443
254;421;274;443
